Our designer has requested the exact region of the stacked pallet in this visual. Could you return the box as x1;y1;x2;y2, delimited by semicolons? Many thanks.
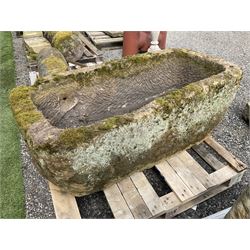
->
85;31;123;49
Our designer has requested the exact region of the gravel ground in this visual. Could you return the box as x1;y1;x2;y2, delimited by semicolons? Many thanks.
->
12;32;249;219
12;33;55;218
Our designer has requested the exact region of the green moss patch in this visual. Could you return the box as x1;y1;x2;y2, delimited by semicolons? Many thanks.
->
52;31;73;49
42;115;134;151
41;55;68;74
9;86;43;133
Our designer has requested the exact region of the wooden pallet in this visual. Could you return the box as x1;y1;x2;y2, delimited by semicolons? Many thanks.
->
68;32;104;67
48;136;247;219
85;31;123;49
103;31;123;38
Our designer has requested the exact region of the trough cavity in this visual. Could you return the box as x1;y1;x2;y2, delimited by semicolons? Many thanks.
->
33;52;224;128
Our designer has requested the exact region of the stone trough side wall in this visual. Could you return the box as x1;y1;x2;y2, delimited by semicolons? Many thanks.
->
9;49;243;196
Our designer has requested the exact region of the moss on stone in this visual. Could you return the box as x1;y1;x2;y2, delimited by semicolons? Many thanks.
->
43;31;57;42
97;116;133;131
9;86;43;133
50;115;134;151
155;82;208;115
41;55;68;74
78;52;168;86
52;32;73;49
15;111;43;131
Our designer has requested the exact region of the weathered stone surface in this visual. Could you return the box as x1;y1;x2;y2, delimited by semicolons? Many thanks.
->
225;186;250;219
43;31;87;62
9;49;242;196
43;32;57;43
23;31;43;38
37;47;69;77
242;102;249;123
24;36;51;54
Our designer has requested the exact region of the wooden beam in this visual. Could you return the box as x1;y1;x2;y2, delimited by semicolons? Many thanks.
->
156;160;193;201
204;137;247;172
117;177;152;218
104;184;134;219
130;172;165;217
177;151;215;188
167;155;207;195
192;143;226;170
48;182;81;219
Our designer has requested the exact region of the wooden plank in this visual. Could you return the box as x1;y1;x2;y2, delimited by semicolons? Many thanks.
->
85;32;98;46
228;171;246;187
78;32;103;56
209;166;238;185
95;37;123;46
130;172;165;216
93;35;111;40
161;183;230;218
167;156;207;195
155;160;193;201
177;151;215;188
48;182;81;219
192;143;226;170
88;31;105;36
101;46;123;51
117;177;152;218
104;31;123;38
204;137;247;172
104;184;134;219
160;192;181;212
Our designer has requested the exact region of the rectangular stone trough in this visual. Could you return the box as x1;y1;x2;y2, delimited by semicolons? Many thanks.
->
9;49;242;196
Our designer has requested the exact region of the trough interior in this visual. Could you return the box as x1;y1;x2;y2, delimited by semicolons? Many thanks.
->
33;52;224;128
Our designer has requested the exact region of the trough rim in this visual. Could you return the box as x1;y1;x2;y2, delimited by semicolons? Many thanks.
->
9;48;242;153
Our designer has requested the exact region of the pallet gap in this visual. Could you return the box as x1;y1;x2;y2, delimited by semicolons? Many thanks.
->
75;191;114;219
187;148;216;174
143;166;172;197
200;142;229;166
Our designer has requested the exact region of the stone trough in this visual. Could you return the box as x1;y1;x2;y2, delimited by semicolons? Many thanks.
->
9;48;242;196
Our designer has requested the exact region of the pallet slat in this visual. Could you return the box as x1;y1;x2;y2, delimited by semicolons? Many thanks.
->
177;151;215;188
78;32;103;56
192;143;226;170
204;137;247;172
209;166;238;185
156;161;193;201
167;156;207;195
104;184;134;219
130;172;165;216
161;184;230;218
93;35;111;40
94;37;123;46
117;177;152;218
104;31;123;38
89;31;105;36
49;182;81;219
